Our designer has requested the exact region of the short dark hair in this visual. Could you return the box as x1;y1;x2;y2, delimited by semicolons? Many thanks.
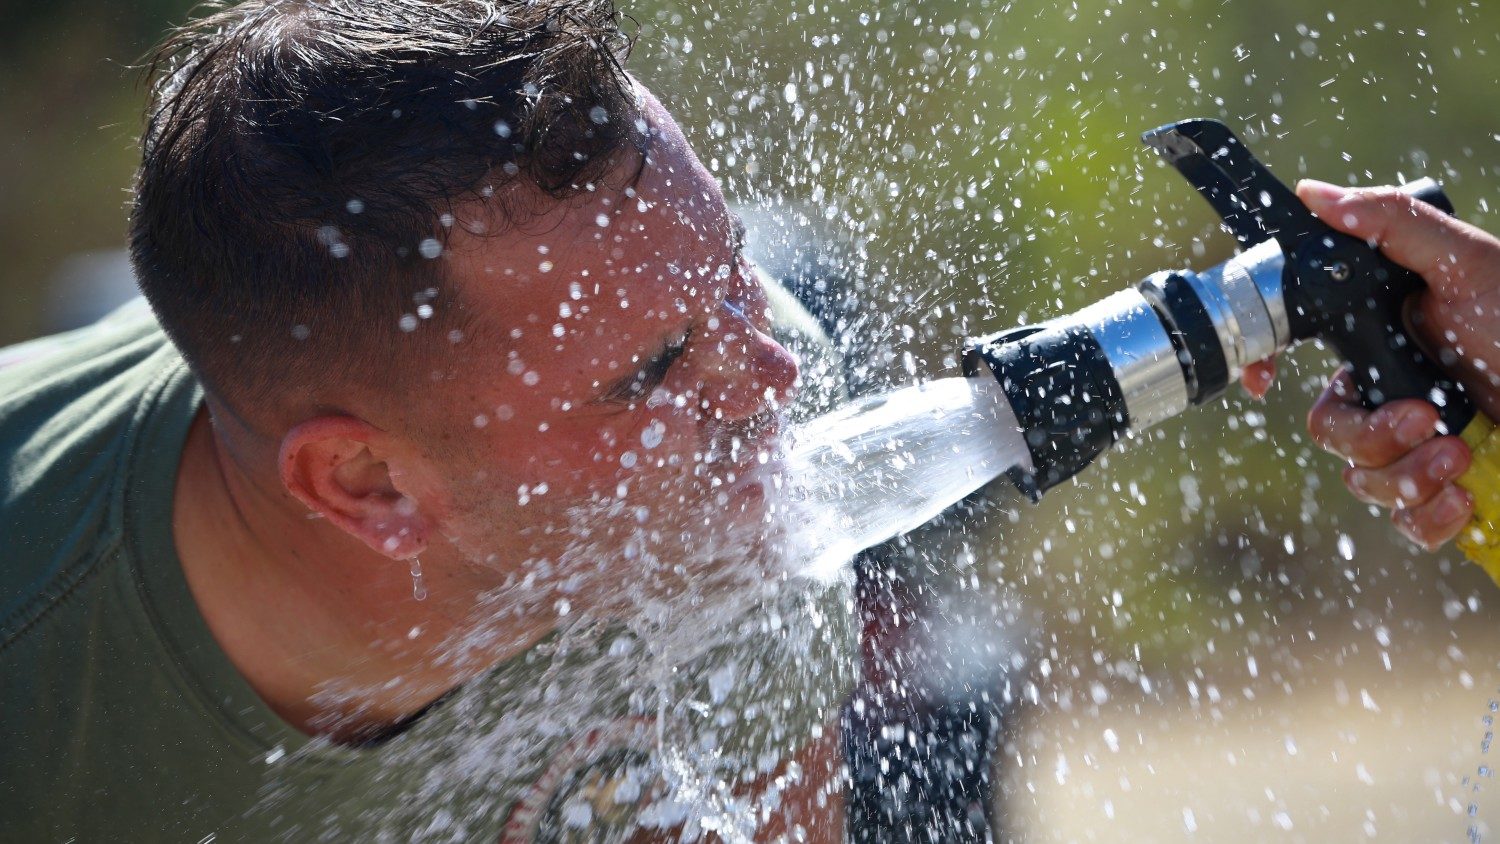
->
130;0;640;408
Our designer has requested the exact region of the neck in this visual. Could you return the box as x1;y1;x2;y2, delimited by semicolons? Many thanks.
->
172;406;546;743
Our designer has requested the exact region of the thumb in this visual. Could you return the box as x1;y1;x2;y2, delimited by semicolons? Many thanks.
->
1296;179;1500;301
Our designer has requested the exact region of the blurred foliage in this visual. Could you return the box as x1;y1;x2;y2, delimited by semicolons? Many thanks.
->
0;0;192;342
4;0;1500;674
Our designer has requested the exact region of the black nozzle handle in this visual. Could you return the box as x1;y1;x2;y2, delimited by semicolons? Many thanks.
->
1285;179;1475;432
1143;118;1322;249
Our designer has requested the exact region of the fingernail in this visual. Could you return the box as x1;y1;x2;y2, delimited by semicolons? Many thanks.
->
1433;487;1471;524
1396;475;1421;505
1427;442;1466;481
1395;409;1435;448
1346;468;1368;497
1298;179;1348;208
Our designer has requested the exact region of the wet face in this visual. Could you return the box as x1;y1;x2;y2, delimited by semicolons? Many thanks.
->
423;92;799;610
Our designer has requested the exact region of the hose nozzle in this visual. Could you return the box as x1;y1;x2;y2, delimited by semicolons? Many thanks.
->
964;118;1461;500
962;244;1284;498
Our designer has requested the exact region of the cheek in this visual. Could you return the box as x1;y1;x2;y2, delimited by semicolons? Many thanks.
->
592;404;708;480
459;424;596;503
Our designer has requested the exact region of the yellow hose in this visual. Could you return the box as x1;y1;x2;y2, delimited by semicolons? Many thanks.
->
1456;414;1500;583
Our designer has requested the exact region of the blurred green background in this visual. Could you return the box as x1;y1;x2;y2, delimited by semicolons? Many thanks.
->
7;0;1500;837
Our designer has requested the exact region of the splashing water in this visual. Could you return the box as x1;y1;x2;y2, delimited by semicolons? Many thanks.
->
778;374;1031;581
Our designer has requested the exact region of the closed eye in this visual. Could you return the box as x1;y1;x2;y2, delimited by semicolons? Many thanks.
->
601;332;690;404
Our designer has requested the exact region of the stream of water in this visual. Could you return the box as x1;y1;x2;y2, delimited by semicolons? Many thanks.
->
778;374;1032;581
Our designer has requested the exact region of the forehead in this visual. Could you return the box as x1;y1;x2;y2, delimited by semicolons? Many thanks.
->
458;95;732;279
442;99;737;386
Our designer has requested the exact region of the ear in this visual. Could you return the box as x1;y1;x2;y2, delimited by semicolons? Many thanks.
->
278;416;436;560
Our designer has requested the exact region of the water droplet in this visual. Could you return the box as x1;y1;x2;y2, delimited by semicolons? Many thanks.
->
640;420;666;449
409;558;426;601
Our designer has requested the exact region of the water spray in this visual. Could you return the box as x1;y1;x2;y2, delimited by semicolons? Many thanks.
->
960;119;1500;572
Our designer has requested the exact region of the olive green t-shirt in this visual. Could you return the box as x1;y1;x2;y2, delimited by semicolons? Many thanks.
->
0;300;855;842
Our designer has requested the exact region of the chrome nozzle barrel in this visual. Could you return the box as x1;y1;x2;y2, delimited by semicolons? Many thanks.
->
1140;239;1289;388
1066;289;1189;432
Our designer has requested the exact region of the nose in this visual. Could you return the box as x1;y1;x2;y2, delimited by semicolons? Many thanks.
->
692;301;799;422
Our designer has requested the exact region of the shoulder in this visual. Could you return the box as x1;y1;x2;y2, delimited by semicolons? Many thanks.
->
0;302;193;645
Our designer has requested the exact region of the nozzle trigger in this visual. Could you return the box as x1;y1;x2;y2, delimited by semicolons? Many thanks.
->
1143;119;1323;252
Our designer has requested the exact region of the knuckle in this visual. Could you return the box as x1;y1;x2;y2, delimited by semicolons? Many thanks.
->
1319;435;1355;461
1345;467;1387;506
1393;474;1425;507
1368;404;1401;432
1363;185;1410;211
1342;468;1365;499
1347;440;1393;469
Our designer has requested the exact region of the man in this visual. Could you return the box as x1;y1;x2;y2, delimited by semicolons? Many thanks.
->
1;1;853;840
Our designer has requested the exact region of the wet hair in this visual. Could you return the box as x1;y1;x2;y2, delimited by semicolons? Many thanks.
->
130;0;640;409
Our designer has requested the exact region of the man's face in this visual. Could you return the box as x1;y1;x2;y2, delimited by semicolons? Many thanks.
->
422;92;799;612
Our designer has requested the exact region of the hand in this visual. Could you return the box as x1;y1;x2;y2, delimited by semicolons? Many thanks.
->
1242;179;1500;549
